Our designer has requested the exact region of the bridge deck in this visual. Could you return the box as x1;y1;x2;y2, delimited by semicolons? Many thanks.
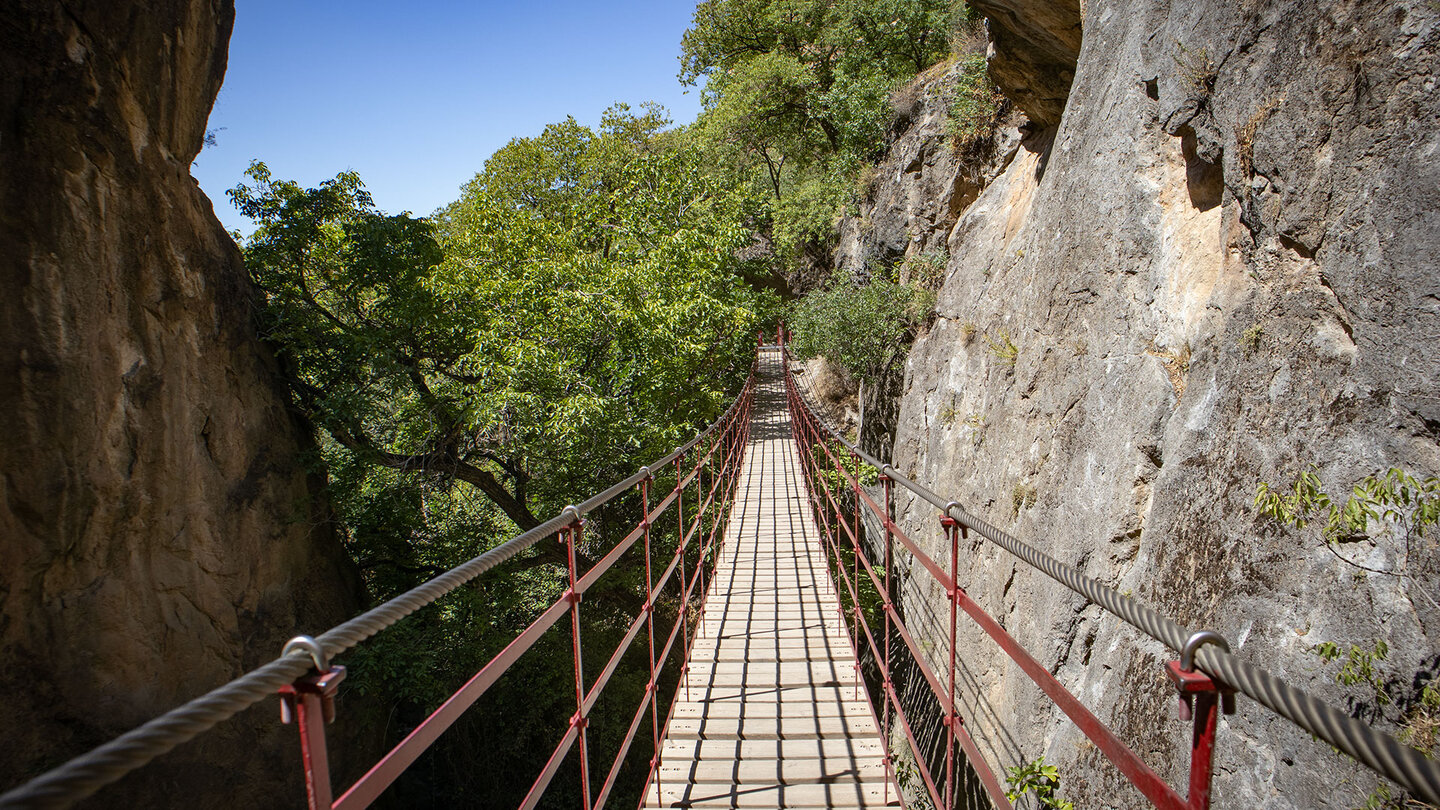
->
645;349;897;809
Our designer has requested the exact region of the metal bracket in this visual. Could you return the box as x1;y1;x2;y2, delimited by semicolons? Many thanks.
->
1166;631;1237;719
280;666;347;725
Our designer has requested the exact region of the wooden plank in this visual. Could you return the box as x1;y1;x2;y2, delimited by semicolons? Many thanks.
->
646;781;892;808
656;756;887;783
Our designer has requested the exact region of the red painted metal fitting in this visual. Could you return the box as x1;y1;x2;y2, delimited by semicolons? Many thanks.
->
565;589;582;606
939;516;959;529
279;666;348;725
570;712;589;730
1165;661;1237;720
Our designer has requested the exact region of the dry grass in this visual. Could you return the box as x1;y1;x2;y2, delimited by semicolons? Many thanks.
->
1237;96;1283;178
1011;483;1038;518
1146;341;1192;399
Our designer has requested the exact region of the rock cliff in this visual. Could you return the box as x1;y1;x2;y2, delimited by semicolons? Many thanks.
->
0;1;363;804
843;0;1440;806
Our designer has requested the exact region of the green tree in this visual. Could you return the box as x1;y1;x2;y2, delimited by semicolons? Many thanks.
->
681;0;957;259
231;106;765;540
229;105;769;806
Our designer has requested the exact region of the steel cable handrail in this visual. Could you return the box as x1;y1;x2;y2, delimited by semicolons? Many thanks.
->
786;361;1440;806
0;376;757;810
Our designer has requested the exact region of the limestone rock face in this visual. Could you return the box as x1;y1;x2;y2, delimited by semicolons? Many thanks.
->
856;0;1440;807
835;62;1023;286
0;1;362;804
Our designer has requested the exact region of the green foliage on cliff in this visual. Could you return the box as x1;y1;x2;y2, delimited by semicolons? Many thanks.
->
681;0;959;261
946;50;1008;152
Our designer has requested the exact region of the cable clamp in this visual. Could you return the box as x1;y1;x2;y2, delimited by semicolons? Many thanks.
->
283;635;328;673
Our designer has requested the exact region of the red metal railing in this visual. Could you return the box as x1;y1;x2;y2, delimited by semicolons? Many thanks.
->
8;333;1438;809
280;365;758;810
781;338;1229;810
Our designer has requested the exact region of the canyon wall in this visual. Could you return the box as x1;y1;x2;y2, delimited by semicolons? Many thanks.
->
0;1;363;804
844;0;1440;806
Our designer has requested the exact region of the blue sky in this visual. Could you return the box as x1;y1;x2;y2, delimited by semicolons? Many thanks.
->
194;1;704;234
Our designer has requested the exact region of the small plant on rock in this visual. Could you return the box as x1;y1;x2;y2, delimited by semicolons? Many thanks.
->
902;247;950;292
939;395;960;427
986;329;1019;368
1241;324;1264;356
1005;756;1073;810
1311;640;1393;707
1172;40;1217;98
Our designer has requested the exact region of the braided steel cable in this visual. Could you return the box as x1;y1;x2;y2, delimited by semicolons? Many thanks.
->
788;369;1440;806
0;380;754;810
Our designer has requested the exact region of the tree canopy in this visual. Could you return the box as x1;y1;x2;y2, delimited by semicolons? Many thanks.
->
231;105;768;546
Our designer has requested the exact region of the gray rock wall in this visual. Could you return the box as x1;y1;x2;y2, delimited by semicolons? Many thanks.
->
846;0;1440;806
0;2;364;804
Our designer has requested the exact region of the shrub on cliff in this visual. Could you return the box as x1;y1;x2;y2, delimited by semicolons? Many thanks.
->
789;270;933;381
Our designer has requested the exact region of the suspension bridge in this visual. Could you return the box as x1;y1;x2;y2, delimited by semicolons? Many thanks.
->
2;339;1438;810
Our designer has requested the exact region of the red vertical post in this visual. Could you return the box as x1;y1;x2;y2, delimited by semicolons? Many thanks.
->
696;459;709;640
675;455;690;699
851;450;863;701
279;641;345;810
1187;692;1220;810
942;514;960;810
880;472;895;807
1166;651;1232;810
641;475;662;802
563;516;593;810
285;690;334;810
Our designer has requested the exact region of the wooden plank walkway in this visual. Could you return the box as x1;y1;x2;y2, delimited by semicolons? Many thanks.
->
645;348;898;809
